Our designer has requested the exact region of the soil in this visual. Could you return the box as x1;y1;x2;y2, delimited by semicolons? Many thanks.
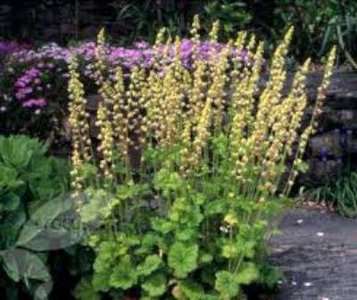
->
269;208;357;300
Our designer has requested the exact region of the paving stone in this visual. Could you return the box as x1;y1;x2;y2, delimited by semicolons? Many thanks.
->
269;209;357;300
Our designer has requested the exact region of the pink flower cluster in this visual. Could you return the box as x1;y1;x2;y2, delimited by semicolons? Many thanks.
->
2;38;249;111
22;98;47;108
9;39;246;73
14;67;50;108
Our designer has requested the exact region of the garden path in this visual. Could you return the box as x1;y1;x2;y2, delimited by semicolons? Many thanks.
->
269;208;357;300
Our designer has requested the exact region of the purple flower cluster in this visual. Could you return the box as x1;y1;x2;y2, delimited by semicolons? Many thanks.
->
2;38;249;112
8;44;70;69
15;68;40;97
106;39;242;70
15;67;49;108
23;98;47;108
0;40;31;57
0;37;252;139
9;39;245;73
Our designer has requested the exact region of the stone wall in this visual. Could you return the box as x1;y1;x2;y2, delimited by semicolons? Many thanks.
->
300;71;357;186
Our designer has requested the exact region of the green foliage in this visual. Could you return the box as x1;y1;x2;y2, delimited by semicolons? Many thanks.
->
0;135;71;299
109;255;138;289
73;277;101;300
142;273;166;297
137;255;162;276
215;271;240;299
80;188;114;223
76;166;285;299
0;135;69;247
108;0;357;61
204;1;251;36
180;280;212;300
312;171;357;217
235;262;259;285
110;0;252;44
0;135;46;168
110;0;189;44
168;243;199;278
257;263;283;289
272;0;357;61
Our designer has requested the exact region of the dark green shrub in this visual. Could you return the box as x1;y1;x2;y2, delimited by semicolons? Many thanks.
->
0;135;72;299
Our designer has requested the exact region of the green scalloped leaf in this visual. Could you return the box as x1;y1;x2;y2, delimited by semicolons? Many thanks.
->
168;243;198;278
142;273;166;297
137;254;162;276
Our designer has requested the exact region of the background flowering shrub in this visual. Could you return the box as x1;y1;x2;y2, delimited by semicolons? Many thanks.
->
0;43;68;139
0;38;248;141
0;40;30;61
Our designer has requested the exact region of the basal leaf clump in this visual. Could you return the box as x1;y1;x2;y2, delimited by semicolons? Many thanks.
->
68;17;336;300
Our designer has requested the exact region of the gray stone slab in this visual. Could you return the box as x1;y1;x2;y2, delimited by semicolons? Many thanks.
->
269;209;357;300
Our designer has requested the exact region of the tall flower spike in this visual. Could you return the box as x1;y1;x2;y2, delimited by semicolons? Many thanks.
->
286;48;336;193
126;66;146;162
250;27;294;159
96;102;114;182
95;28;107;85
112;66;129;164
284;58;311;155
190;14;201;65
68;54;92;208
155;27;167;46
260;59;310;195
153;28;167;71
230;31;248;86
190;15;201;41
230;40;264;162
188;60;207;129
209;45;230;129
181;99;213;177
209;20;220;42
247;34;256;53
312;46;336;132
235;31;247;50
